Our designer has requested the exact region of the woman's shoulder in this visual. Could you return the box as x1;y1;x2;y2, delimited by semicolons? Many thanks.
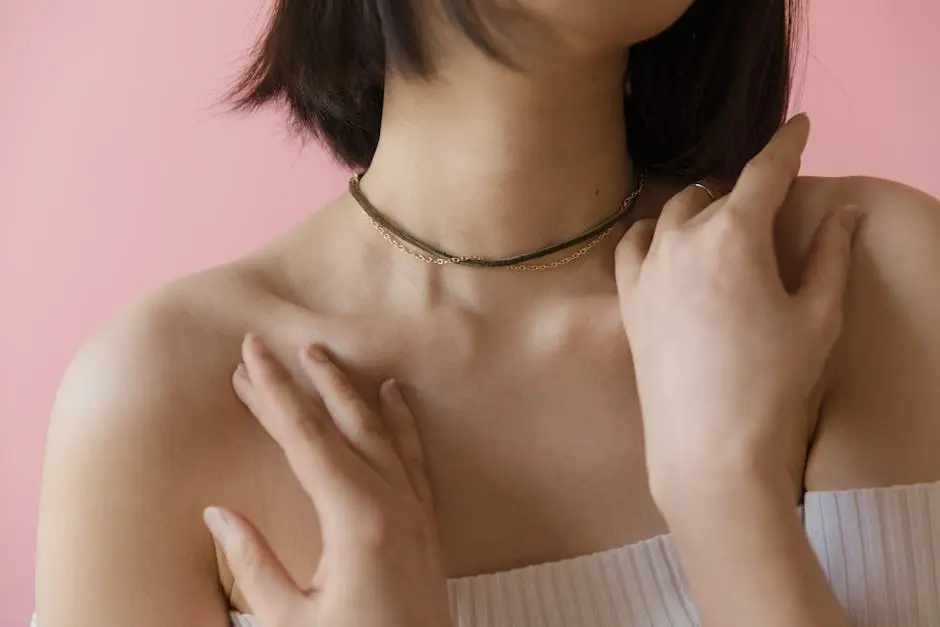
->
64;262;265;400
49;260;286;482
36;263;288;624
44;203;360;521
779;175;940;492
773;175;936;287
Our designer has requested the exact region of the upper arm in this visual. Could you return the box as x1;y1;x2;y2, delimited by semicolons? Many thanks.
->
35;295;234;627
806;177;940;490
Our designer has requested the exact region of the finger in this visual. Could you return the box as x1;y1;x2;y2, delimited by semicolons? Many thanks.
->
379;379;435;511
301;345;410;487
239;334;335;443
615;218;656;285
725;113;810;232
204;506;304;620
655;180;720;234
237;334;366;509
796;206;862;335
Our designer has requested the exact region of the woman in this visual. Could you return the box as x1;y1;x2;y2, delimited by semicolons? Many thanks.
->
34;0;940;625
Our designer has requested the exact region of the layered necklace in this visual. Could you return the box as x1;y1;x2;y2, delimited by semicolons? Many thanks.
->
349;172;644;272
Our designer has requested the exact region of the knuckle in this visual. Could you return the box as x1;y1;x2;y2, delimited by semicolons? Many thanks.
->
294;408;329;443
653;224;676;244
355;504;396;549
325;369;360;405
355;500;427;552
700;213;754;268
709;208;750;240
349;413;388;442
655;228;683;256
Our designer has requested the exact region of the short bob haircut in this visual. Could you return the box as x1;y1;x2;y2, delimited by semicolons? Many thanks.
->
228;0;803;182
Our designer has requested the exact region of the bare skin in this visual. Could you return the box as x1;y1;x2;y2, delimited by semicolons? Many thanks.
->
35;171;940;624
213;116;860;627
34;1;940;624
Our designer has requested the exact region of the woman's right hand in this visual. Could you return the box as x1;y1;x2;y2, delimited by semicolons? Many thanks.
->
202;334;450;627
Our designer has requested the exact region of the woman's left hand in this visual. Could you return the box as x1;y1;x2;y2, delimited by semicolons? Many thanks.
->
615;114;861;505
615;114;856;627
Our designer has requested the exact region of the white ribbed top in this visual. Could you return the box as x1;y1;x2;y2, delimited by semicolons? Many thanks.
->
33;482;940;626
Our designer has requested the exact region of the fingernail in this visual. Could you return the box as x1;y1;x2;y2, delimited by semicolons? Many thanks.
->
791;111;810;124
244;332;266;357
306;344;330;363
839;207;862;234
381;378;399;399
204;507;233;547
386;379;409;405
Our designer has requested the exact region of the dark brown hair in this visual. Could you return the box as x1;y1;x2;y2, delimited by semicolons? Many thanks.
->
228;0;803;182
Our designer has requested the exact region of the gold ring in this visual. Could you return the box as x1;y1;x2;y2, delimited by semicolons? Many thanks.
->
693;181;717;202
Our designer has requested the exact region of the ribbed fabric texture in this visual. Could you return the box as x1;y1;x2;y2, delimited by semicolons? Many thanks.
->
804;482;940;626
445;533;698;627
31;482;940;626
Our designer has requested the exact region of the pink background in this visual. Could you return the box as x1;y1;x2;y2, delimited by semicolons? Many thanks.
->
2;1;939;624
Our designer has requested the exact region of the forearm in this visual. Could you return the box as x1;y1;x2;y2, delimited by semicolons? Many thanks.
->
656;462;849;627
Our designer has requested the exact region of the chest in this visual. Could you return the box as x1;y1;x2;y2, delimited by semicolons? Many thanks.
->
411;355;664;577
237;303;668;581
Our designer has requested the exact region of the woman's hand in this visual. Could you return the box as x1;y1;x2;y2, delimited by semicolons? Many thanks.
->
615;114;855;627
202;335;450;627
615;114;860;503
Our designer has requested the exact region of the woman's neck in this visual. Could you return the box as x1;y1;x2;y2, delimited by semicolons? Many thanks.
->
359;45;635;261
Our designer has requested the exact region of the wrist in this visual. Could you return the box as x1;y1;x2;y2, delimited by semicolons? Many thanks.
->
656;460;848;627
649;443;796;525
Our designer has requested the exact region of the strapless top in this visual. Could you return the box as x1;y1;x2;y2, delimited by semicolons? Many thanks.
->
33;481;940;626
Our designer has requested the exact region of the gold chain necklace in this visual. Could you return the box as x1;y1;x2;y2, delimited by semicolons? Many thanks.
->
350;173;644;271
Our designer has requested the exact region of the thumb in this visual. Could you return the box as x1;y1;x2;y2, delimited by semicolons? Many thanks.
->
204;506;304;619
796;206;862;327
